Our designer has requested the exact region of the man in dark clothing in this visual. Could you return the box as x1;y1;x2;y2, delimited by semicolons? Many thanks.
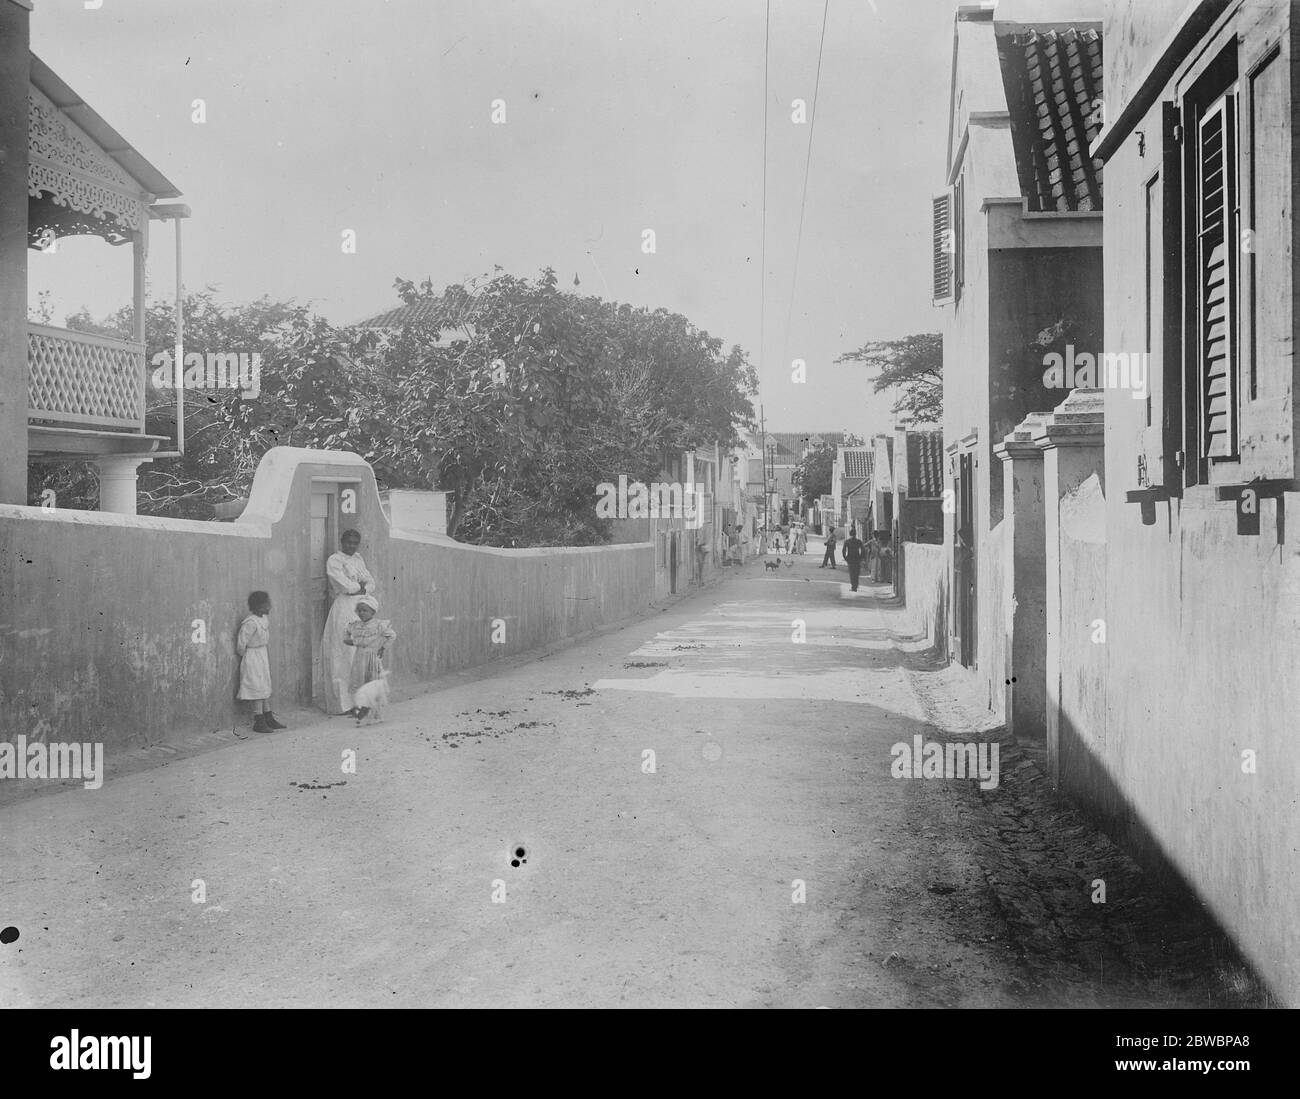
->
842;528;866;591
820;527;838;568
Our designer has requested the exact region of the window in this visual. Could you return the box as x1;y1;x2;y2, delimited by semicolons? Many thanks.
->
931;188;957;305
1167;41;1241;487
1193;89;1237;461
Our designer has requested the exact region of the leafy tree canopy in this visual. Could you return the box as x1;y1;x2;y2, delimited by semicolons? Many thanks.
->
836;333;942;425
791;433;865;508
31;270;758;547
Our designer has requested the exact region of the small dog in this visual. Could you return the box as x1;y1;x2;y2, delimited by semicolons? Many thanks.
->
764;558;782;572
352;669;391;724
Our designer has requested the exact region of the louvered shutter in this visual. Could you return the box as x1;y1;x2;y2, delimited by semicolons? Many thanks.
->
1197;92;1237;459
931;189;956;305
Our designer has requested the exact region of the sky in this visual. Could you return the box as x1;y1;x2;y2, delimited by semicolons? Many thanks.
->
28;0;961;437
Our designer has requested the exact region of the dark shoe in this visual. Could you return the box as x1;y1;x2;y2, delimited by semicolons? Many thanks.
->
252;713;272;734
263;712;287;730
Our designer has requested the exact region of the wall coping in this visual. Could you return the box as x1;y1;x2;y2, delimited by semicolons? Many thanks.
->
0;503;260;537
1031;388;1105;449
996;412;1052;461
236;447;378;536
2;446;665;556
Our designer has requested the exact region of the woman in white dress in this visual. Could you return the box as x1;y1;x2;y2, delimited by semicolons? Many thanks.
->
323;528;377;715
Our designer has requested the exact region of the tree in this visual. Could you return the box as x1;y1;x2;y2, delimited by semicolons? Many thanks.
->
367;268;757;544
31;270;759;544
791;433;865;508
836;333;942;424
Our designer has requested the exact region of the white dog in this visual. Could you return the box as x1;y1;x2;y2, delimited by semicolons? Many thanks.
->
352;669;391;724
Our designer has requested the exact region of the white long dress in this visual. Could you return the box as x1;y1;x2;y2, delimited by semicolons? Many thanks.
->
323;551;377;713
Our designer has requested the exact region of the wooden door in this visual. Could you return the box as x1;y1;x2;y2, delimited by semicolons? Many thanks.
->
953;453;977;668
309;488;339;704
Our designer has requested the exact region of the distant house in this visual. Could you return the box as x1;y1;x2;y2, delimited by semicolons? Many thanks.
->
2;17;191;513
831;445;872;535
892;427;944;545
747;430;847;527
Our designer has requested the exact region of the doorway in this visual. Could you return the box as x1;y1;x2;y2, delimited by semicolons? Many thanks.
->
953;452;977;669
310;486;340;706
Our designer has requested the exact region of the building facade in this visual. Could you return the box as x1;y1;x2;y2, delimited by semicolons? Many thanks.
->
935;3;1105;709
1084;0;1300;1004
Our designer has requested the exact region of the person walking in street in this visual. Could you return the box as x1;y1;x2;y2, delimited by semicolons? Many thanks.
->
323;528;377;715
842;527;866;591
237;590;285;733
820;526;838;568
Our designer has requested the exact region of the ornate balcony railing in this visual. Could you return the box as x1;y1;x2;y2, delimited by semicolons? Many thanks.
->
28;323;145;430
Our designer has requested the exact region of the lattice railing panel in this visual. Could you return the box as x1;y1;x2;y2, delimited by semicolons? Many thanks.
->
28;324;145;428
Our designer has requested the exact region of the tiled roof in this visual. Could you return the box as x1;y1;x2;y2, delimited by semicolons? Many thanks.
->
904;430;944;498
841;447;873;480
767;432;847;462
996;27;1103;213
353;298;461;329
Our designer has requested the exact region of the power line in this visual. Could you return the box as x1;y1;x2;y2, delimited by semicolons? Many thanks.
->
782;0;831;370
759;0;770;390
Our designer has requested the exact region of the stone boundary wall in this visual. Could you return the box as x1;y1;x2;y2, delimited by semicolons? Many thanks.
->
0;448;654;752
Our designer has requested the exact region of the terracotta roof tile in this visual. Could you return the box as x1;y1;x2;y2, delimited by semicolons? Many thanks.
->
841;447;873;480
904;430;944;499
997;27;1104;213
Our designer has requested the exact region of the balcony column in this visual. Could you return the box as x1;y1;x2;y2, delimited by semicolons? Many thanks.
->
95;455;150;515
0;1;30;504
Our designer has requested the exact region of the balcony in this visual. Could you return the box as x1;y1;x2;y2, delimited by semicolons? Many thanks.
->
26;323;168;460
20;55;185;477
29;323;144;429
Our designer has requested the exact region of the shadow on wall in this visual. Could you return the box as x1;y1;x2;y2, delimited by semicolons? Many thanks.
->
1053;703;1277;1005
0;448;655;753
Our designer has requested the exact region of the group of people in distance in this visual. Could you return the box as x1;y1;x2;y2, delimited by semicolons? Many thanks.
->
234;528;396;733
819;524;887;593
767;523;806;555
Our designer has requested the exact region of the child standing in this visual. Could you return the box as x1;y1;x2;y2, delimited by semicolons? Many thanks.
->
343;595;396;719
237;591;285;733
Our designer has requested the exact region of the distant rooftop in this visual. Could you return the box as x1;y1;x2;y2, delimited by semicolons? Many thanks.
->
903;429;944;498
353;298;458;329
840;447;873;481
764;432;848;462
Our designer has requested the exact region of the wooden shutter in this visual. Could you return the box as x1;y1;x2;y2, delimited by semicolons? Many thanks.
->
1196;92;1237;459
954;176;965;297
931;189;956;305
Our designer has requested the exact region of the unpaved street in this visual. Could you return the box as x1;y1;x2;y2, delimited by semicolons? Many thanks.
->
0;551;1261;1007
